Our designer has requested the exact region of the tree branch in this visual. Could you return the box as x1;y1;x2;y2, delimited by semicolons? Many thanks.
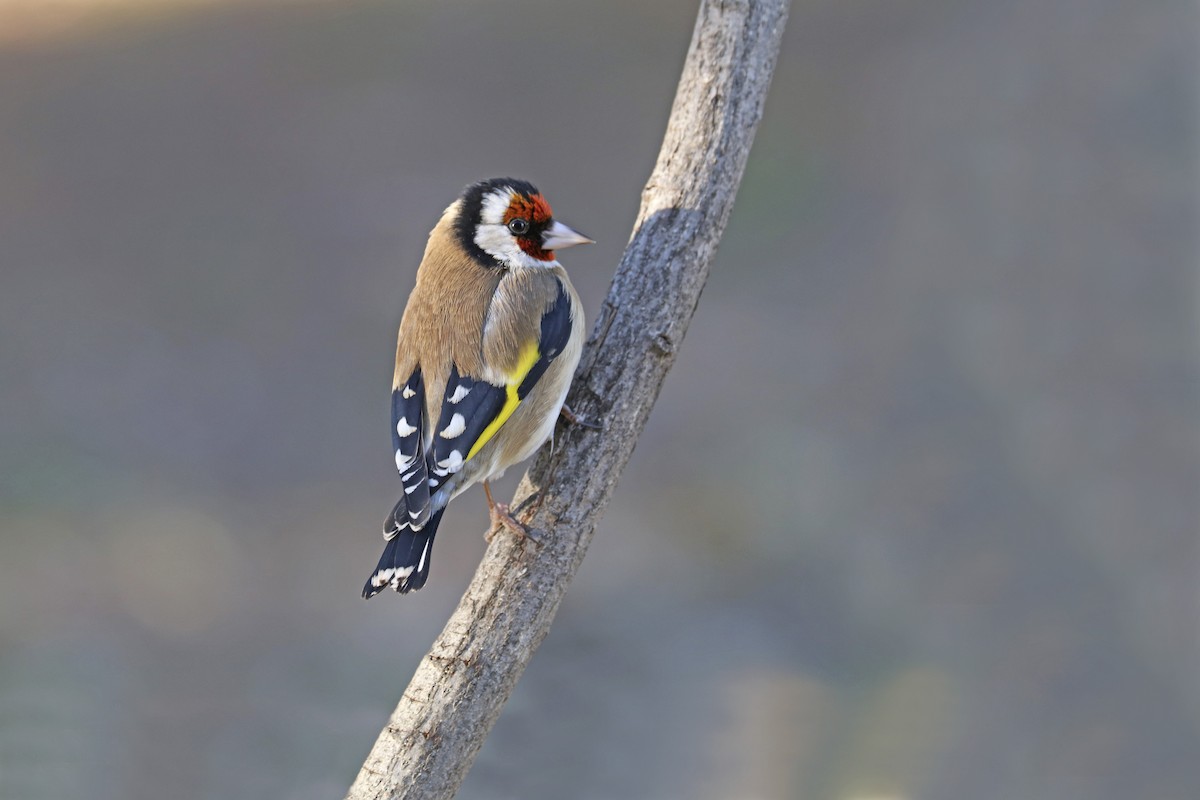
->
345;1;789;797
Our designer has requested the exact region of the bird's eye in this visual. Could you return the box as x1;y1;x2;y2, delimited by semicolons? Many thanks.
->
507;218;530;235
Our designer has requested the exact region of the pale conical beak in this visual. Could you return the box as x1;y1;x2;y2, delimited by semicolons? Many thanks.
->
542;220;594;251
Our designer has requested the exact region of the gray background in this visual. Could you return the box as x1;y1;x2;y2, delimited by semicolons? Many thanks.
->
0;1;1196;798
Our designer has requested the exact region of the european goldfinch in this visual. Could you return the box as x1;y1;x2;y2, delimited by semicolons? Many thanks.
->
363;178;592;597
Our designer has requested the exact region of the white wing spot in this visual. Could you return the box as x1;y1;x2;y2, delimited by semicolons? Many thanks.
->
417;539;431;573
448;384;470;404
437;450;464;474
440;413;466;439
402;386;416;399
396;416;418;437
395;450;414;472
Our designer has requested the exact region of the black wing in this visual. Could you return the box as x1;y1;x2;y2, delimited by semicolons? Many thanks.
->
385;367;432;539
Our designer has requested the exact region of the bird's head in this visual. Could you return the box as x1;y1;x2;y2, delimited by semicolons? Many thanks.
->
454;177;593;269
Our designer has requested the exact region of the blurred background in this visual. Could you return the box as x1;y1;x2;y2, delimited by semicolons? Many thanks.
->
1;0;1196;798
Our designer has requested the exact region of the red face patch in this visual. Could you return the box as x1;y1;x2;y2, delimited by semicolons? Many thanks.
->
505;194;556;261
505;193;553;226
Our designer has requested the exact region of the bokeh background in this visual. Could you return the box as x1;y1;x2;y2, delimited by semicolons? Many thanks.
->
1;0;1196;798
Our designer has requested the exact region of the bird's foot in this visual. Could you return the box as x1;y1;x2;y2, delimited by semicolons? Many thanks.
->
560;403;601;430
483;482;538;543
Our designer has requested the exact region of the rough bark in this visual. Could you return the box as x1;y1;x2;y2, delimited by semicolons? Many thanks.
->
345;1;789;797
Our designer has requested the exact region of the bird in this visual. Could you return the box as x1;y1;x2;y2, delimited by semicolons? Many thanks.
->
363;177;593;598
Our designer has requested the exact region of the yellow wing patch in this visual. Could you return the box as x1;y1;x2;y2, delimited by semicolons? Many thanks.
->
466;341;540;461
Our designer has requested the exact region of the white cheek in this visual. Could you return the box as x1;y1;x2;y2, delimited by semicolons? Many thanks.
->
474;224;520;262
474;225;558;270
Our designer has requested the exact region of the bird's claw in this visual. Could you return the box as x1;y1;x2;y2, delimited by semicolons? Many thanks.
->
560;403;601;430
483;481;539;543
484;500;537;543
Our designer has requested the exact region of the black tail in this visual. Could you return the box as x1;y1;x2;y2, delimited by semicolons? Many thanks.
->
362;508;446;598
